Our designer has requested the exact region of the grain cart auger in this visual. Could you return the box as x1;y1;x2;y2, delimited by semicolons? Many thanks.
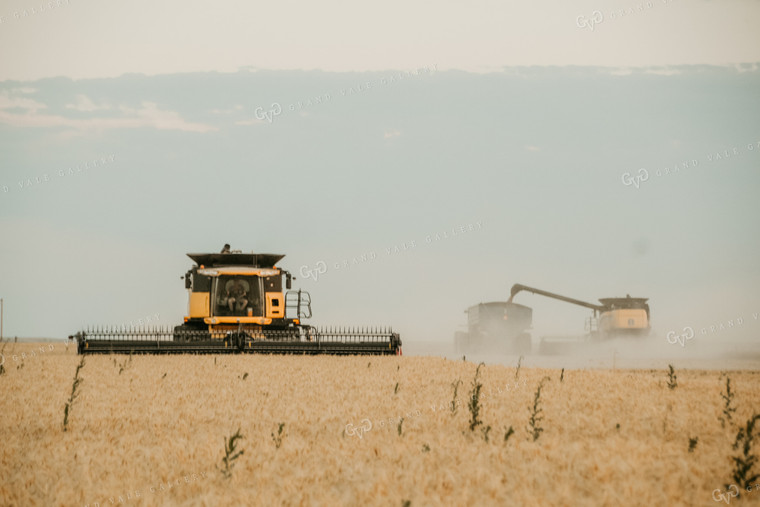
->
508;283;650;354
68;248;402;355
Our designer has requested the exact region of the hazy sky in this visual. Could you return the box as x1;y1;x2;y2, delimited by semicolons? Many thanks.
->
0;1;759;347
0;0;759;80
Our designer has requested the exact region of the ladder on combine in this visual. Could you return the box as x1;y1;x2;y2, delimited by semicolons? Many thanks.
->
585;316;599;338
285;289;312;319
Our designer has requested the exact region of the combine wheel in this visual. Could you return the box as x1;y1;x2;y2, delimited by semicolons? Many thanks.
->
231;332;246;351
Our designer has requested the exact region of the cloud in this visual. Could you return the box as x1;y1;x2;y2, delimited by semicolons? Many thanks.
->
0;91;217;133
0;91;47;113
644;68;682;76
384;129;401;139
734;62;759;73
210;104;244;115
234;118;265;126
607;67;634;76
525;145;540;152
65;94;112;112
116;102;217;132
601;66;689;77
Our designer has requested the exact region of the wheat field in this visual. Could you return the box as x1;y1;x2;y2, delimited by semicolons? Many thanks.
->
1;342;759;507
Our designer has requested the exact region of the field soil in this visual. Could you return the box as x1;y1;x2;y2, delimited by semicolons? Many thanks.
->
1;342;760;506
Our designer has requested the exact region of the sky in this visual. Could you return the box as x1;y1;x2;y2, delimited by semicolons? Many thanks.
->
0;0;759;353
1;0;760;79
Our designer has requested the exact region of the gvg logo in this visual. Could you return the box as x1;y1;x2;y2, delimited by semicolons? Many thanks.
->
576;10;603;31
714;483;760;503
666;326;694;347
713;485;739;503
299;261;327;281
345;419;372;439
254;102;282;123
621;168;649;189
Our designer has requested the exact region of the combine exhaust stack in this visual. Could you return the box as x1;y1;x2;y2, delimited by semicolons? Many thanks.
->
69;247;402;356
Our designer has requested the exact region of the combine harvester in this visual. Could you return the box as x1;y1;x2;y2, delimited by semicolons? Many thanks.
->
455;283;650;355
69;247;401;355
508;283;651;354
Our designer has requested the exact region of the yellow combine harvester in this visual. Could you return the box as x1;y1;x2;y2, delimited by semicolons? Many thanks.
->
69;247;401;355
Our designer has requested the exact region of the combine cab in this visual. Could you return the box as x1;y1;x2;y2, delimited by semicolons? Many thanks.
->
69;248;401;355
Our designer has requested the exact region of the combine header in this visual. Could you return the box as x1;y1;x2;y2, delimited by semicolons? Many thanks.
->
69;247;401;355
